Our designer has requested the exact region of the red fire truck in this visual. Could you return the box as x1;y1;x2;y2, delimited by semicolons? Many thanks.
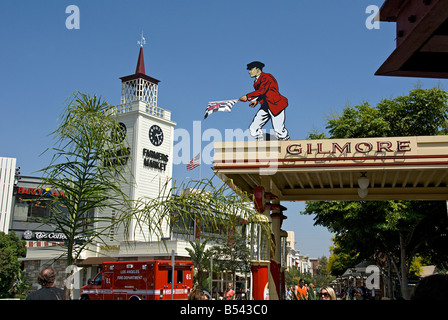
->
80;260;193;300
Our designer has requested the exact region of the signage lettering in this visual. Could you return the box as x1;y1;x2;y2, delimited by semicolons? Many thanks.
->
22;230;90;242
17;187;66;197
103;147;131;167
286;140;412;156
143;148;169;171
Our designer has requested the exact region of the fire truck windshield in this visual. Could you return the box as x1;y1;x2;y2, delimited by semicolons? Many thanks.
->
92;273;102;285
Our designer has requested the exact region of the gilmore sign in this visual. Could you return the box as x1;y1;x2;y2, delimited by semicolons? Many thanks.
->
286;139;412;156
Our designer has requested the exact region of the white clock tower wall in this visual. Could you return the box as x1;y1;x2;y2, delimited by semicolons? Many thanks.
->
101;46;176;245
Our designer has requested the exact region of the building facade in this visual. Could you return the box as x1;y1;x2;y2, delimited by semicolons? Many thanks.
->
0;157;17;234
285;231;313;276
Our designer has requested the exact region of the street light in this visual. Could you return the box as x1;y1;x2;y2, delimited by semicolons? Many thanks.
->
358;172;369;198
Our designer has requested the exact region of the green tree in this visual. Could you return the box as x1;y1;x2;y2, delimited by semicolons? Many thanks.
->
315;256;335;288
328;238;361;277
0;232;26;298
303;88;448;300
284;266;301;288
210;224;251;293
36;91;136;299
186;239;213;288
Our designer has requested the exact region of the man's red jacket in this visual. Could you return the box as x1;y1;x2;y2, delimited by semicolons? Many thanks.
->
246;72;288;116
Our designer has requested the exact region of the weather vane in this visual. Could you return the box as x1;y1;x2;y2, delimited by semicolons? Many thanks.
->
138;31;146;47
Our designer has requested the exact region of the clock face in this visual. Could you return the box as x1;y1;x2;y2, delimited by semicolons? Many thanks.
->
149;124;164;146
112;122;127;142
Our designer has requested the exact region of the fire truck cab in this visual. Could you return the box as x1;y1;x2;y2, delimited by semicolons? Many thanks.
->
80;260;193;300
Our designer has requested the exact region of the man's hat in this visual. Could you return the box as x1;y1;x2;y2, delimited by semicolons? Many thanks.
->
247;61;265;70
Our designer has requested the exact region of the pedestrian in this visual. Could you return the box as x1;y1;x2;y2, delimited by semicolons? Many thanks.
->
188;289;208;300
353;289;363;300
26;266;64;300
295;278;308;300
370;288;376;300
225;282;235;300
411;274;448;300
286;287;293;300
239;61;290;141
319;287;337;300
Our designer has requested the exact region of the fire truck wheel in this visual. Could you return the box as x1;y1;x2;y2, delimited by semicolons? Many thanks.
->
80;295;90;300
129;295;141;301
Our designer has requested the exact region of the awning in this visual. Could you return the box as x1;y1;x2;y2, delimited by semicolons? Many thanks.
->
212;136;448;201
77;257;118;266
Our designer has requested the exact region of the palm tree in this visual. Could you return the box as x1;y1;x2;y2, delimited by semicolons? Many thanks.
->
37;91;135;299
186;239;212;288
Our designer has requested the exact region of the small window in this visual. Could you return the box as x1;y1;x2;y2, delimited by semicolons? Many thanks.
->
167;270;183;284
177;270;183;284
167;270;172;284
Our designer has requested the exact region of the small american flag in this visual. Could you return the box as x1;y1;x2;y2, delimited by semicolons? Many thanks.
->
204;99;238;119
187;153;200;170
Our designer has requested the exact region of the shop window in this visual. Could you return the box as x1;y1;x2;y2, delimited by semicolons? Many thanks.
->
14;195;71;222
14;196;51;220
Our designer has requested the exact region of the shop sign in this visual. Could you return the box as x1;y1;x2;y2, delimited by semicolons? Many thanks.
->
103;147;131;167
17;187;66;197
22;230;90;242
286;140;412;156
143;148;169;171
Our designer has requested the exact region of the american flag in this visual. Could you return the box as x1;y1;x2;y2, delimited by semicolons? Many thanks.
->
203;99;238;119
187;153;200;170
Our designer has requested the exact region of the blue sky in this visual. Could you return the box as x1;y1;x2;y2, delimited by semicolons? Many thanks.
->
1;0;447;258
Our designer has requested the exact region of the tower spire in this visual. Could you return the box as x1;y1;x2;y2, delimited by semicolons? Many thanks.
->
136;31;146;74
135;46;146;75
120;31;160;107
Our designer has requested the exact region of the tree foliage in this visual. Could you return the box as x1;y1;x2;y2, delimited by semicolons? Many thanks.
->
210;224;251;290
0;232;26;298
186;239;213;288
37;91;134;267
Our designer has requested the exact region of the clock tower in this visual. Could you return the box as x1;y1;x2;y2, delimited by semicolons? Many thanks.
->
113;43;176;243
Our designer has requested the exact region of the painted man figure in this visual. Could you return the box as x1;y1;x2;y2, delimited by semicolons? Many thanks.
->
239;61;290;141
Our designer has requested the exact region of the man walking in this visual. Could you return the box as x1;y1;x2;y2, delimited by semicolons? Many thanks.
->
239;61;290;141
26;266;65;300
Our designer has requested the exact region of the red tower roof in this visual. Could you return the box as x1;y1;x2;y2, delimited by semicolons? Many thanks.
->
120;46;160;84
135;46;146;74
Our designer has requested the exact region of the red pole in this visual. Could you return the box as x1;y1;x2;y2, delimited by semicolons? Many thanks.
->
251;263;269;300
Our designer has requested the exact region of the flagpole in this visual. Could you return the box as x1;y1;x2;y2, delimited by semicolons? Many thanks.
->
199;154;202;180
